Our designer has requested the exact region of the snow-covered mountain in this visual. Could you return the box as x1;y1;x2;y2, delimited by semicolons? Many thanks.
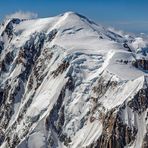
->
0;12;148;148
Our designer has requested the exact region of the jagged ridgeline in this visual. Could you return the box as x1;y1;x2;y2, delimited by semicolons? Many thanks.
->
0;12;148;148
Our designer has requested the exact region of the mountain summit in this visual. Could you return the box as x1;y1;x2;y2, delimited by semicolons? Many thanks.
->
0;12;148;148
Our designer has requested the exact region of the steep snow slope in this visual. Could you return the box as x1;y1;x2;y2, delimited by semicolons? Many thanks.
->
0;12;148;148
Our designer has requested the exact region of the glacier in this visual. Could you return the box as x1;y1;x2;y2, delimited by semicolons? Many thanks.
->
0;12;148;148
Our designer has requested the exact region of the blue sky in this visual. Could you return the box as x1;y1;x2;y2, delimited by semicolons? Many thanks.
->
0;0;148;33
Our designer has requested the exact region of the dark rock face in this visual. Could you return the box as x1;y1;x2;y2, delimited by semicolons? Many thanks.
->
132;58;148;71
87;105;139;148
0;51;14;72
0;41;4;54
1;18;21;40
18;36;44;81
0;14;148;148
128;88;148;114
47;29;58;42
123;42;132;52
0;29;61;147
46;86;66;134
86;75;148;148
93;76;117;98
45;77;75;147
93;110;137;148
51;61;70;77
1;46;147;148
142;133;148;148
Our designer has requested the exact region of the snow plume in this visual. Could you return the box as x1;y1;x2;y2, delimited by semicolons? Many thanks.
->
5;11;38;20
132;37;147;49
108;27;124;36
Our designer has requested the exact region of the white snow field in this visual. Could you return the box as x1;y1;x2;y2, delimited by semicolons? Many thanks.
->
0;12;148;148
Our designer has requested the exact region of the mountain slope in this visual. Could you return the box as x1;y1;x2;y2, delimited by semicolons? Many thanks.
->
0;12;148;148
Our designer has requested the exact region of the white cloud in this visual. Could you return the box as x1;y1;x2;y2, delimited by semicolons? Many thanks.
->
108;26;125;36
5;11;38;20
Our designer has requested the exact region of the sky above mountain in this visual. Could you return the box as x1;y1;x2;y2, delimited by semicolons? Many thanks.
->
0;0;148;34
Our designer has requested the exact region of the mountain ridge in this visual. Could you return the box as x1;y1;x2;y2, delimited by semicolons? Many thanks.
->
0;12;148;148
